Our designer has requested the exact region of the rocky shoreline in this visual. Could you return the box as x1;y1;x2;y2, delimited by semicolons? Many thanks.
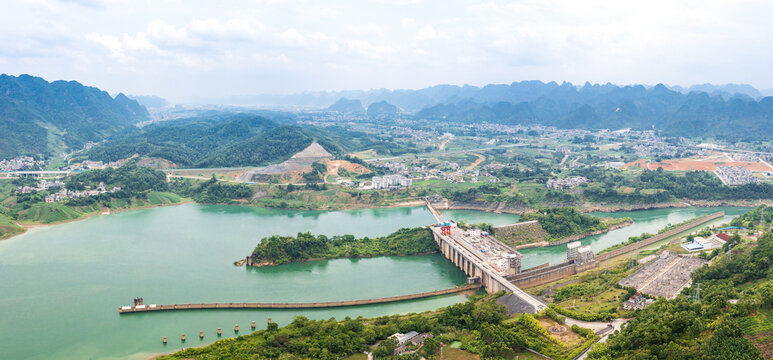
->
236;251;440;268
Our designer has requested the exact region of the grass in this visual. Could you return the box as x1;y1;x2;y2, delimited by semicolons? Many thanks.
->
507;351;550;359
441;346;479;360
342;353;368;360
555;287;628;316
526;259;635;318
738;307;773;335
17;202;85;224
0;212;24;239
13;191;185;225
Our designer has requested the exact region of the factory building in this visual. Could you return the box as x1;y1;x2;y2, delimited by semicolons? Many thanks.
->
567;241;594;264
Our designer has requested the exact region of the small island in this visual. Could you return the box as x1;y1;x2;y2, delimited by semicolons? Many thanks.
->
495;207;633;248
240;227;439;267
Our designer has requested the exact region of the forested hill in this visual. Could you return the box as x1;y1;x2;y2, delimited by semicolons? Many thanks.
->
0;74;148;159
85;113;422;168
416;82;773;140
86;114;313;167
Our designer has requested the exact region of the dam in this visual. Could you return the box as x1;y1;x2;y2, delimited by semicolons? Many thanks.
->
119;285;482;313
426;200;546;313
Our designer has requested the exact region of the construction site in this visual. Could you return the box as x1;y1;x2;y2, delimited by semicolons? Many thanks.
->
618;252;707;299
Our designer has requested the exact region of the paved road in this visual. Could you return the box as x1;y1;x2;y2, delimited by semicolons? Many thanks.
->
565;317;627;360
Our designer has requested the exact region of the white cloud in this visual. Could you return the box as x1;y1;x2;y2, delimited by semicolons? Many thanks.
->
252;53;289;63
146;18;188;46
188;19;263;40
347;23;385;38
416;24;449;41
5;0;773;98
275;28;308;47
346;39;395;58
85;32;156;61
85;33;124;59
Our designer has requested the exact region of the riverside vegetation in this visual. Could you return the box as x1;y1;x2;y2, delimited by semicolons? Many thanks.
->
158;293;600;360
597;214;716;254
0;162;254;238
248;227;439;266
519;207;632;243
589;221;773;359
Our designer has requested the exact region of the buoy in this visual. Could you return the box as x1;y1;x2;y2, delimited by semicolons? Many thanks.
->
199;330;204;338
251;321;256;329
234;324;239;332
162;336;167;344
181;333;186;341
217;328;222;335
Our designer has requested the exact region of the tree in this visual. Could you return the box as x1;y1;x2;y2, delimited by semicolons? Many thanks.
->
421;337;440;358
373;338;396;358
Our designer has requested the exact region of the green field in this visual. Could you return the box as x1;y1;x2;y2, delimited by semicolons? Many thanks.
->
0;212;24;239
739;307;773;335
440;346;480;360
14;191;184;225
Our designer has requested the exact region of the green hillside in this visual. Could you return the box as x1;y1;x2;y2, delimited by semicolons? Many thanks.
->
0;74;148;159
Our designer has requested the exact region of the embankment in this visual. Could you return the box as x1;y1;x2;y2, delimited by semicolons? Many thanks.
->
546;219;633;247
596;211;725;261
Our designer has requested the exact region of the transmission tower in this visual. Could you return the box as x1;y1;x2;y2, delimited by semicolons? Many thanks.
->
694;283;701;302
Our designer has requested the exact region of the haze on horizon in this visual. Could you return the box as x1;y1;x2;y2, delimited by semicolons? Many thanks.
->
2;0;772;102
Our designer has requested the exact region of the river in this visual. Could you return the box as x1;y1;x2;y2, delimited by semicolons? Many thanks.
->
0;204;748;359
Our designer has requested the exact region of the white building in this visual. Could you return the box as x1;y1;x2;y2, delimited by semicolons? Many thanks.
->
372;175;412;189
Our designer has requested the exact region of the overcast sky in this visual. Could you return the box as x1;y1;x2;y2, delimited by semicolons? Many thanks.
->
2;0;772;101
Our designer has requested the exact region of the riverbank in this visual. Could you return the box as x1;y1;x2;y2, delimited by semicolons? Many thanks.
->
240;251;440;268
0;202;750;359
549;218;634;246
3;192;762;244
244;228;440;269
511;218;633;250
1;198;193;241
432;198;768;215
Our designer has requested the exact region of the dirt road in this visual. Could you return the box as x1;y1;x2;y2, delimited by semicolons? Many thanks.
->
466;153;485;170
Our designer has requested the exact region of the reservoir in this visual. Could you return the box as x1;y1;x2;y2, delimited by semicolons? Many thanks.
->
0;204;748;359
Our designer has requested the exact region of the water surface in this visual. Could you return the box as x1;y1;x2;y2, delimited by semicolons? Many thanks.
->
0;204;748;359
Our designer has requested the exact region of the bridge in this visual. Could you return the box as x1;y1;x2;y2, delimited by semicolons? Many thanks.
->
1;170;76;177
118;284;481;313
425;198;444;223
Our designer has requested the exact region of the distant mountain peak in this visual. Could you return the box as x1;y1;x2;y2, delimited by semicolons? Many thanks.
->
367;100;399;117
327;97;365;113
0;74;149;159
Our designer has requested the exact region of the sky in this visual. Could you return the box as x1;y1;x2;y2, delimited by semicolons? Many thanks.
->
2;0;772;102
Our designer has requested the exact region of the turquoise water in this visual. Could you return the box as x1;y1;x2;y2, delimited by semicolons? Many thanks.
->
518;206;749;268
441;209;520;226
0;205;467;360
0;204;748;359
